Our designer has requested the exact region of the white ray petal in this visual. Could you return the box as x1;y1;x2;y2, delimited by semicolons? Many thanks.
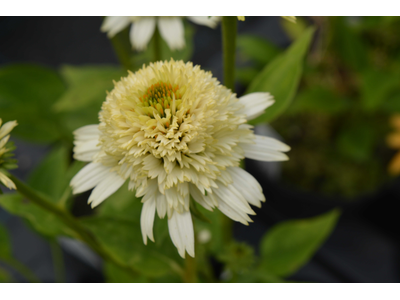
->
130;17;156;51
156;192;167;218
0;120;17;140
227;167;265;207
240;134;290;161
88;172;126;208
158;17;185;50
73;125;100;140
237;92;275;121
0;171;16;190
101;16;131;37
252;134;291;152
189;184;213;211
141;197;156;244
217;196;253;225
70;163;111;194
168;211;195;258
213;184;255;215
187;16;221;28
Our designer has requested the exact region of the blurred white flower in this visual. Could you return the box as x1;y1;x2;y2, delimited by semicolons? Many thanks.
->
0;119;18;190
101;16;220;51
70;59;290;258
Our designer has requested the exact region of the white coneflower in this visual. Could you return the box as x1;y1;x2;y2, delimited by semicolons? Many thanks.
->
70;59;290;258
101;16;221;51
0;119;18;190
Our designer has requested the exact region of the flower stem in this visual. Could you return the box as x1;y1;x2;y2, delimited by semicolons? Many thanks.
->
50;239;65;283
183;255;197;283
4;257;40;283
222;16;238;92
153;26;162;62
110;27;135;71
8;174;139;278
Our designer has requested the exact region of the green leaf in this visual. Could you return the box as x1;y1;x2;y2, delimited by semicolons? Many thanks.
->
280;16;309;41
103;261;148;283
81;216;182;278
0;266;12;283
54;65;126;112
259;209;340;277
0;193;72;238
237;35;281;66
0;64;66;143
28;147;69;203
0;224;12;260
246;27;315;124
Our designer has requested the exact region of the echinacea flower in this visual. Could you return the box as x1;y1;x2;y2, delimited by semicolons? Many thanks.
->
101;16;220;51
0;119;18;190
70;59;290;258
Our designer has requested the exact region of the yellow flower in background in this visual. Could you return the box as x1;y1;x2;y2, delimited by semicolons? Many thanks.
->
70;59;290;258
0;119;18;190
387;114;400;175
101;16;220;51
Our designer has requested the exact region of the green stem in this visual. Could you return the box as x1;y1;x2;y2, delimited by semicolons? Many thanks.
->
9;174;139;278
183;255;197;283
153;26;162;62
110;27;134;71
222;16;238;92
50;239;65;283
5;257;40;283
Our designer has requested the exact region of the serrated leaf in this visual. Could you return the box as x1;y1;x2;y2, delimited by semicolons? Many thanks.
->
54;65;126;112
0;64;66;143
81;216;181;278
0;193;72;238
246;27;315;124
259;209;340;277
28;147;69;203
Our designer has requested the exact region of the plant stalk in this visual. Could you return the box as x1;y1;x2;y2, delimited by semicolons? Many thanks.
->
222;16;238;92
110;27;135;71
153;26;162;62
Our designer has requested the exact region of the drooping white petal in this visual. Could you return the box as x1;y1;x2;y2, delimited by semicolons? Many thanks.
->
0;171;16;190
73;125;100;140
189;184;214;211
70;162;112;194
0;120;18;140
237;92;275;120
227;167;265;207
240;134;290;161
168;211;195;258
213;184;255;216
216;196;253;225
157;17;185;50
140;197;156;244
101;16;131;38
130;17;156;51
88;172;126;208
156;192;167;218
187;16;221;29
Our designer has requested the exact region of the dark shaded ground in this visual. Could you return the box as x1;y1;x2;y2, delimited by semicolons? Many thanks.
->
0;16;399;282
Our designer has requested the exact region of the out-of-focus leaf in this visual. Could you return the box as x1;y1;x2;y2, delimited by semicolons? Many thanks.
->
236;67;259;86
332;17;368;72
28;147;68;203
247;27;315;124
54;65;125;112
0;64;66;143
336;121;377;162
382;94;400;113
280;16;309;41
0;224;12;260
0;266;12;283
259;209;340;277
0;194;72;238
289;86;350;115
104;261;148;283
81;216;182;278
237;35;281;66
360;69;400;111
